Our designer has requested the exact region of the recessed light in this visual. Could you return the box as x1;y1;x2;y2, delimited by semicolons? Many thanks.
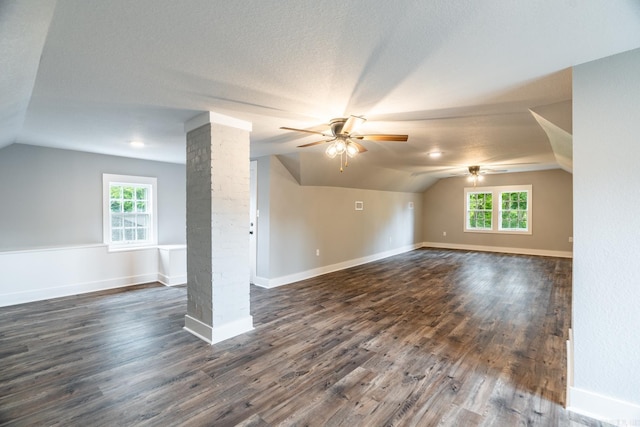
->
428;151;442;158
130;140;145;148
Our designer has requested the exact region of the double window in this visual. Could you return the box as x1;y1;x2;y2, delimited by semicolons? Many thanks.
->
103;174;157;248
465;185;532;234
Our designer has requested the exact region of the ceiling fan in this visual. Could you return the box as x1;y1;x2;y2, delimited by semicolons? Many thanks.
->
455;165;509;187
280;116;409;172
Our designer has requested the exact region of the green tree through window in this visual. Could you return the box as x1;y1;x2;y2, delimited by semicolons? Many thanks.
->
467;192;493;230
464;185;532;234
103;174;157;247
500;191;528;231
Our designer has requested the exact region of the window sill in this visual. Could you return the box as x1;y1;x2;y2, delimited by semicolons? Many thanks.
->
464;229;532;235
107;243;159;253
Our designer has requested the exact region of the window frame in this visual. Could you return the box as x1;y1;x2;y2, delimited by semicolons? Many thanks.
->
464;184;532;235
466;191;494;231
102;174;158;249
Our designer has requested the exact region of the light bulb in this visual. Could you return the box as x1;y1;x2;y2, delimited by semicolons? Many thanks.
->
346;143;359;158
325;144;338;159
477;175;484;182
334;139;346;154
468;176;474;182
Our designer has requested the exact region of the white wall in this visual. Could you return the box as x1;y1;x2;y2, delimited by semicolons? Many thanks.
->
255;155;424;287
0;244;186;307
571;47;640;421
0;143;187;306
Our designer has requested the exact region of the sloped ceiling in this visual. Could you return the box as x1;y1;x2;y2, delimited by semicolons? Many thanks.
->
0;1;56;148
530;103;573;173
2;1;640;191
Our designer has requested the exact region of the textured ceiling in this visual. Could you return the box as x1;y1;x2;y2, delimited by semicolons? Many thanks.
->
2;0;640;191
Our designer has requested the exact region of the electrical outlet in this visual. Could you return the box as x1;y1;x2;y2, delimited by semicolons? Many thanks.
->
316;249;320;256
568;237;573;243
443;231;447;237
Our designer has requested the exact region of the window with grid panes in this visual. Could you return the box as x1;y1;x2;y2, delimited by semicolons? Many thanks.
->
464;185;532;234
499;190;529;231
103;174;157;247
466;191;493;231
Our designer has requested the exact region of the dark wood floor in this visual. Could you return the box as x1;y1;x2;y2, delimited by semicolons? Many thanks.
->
0;249;610;426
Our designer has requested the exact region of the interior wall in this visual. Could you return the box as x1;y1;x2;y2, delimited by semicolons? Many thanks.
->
572;48;640;411
256;155;424;280
256;156;271;279
423;169;573;254
0;144;186;251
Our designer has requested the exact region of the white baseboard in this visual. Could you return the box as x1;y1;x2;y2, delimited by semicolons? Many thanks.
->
158;273;187;286
184;314;254;344
422;241;573;258
184;315;213;344
0;273;158;307
252;276;270;288
255;243;423;289
566;328;574;408
568;387;640;426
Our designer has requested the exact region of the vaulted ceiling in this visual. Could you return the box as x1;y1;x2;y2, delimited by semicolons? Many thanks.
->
2;1;640;191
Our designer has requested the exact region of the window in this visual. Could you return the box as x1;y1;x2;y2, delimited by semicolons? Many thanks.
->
103;174;157;247
464;185;532;234
466;191;493;231
499;191;529;231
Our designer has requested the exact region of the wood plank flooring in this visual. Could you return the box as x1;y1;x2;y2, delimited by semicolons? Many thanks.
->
0;249;611;426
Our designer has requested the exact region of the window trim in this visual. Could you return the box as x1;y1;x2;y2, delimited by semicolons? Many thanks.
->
465;190;494;232
464;184;532;235
102;174;158;248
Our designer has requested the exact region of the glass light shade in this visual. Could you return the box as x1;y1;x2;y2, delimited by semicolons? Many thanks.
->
334;139;346;154
346;143;359;158
325;144;338;158
477;175;484;181
468;176;474;182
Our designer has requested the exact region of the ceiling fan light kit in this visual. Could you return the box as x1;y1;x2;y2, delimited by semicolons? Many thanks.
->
467;165;484;186
325;139;360;172
281;115;408;172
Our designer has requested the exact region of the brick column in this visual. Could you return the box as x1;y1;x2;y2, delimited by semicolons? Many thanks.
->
183;112;253;344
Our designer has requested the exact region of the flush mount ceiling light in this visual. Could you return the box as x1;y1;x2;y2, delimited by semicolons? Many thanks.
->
129;140;145;148
428;151;442;158
281;116;408;172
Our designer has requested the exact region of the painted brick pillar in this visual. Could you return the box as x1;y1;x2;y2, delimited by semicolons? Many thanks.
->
183;112;253;344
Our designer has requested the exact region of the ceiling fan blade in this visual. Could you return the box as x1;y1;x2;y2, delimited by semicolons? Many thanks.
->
341;115;366;135
355;134;409;142
350;141;368;153
297;139;334;148
280;126;330;137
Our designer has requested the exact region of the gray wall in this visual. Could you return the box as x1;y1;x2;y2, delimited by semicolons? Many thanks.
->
0;144;185;251
256;155;424;279
423;169;573;253
256;156;272;278
573;48;640;406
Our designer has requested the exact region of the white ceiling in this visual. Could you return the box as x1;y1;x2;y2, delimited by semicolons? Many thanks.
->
3;0;640;191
